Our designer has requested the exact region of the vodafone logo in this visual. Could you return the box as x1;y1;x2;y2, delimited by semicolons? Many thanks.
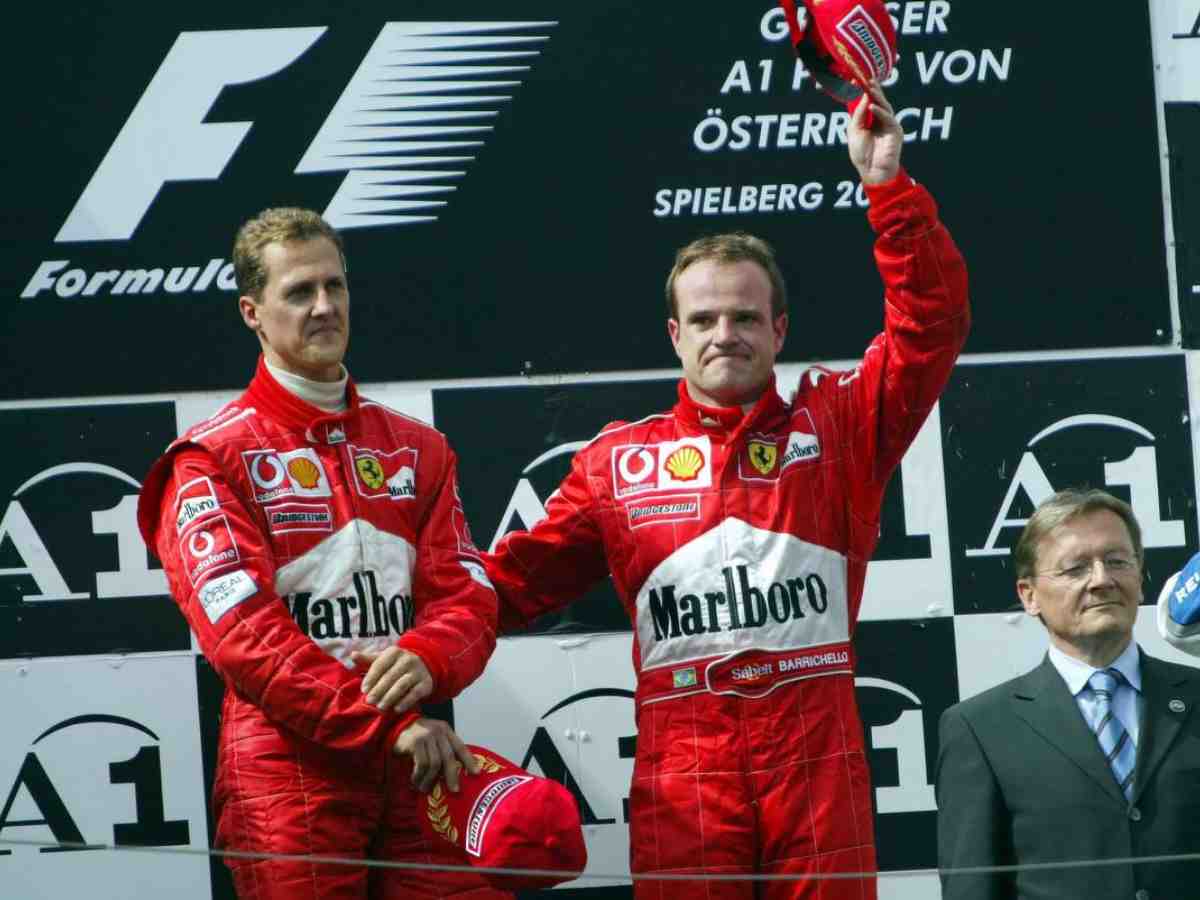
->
188;530;215;558
240;448;331;504
618;448;655;485
611;437;713;499
178;515;241;586
250;454;286;490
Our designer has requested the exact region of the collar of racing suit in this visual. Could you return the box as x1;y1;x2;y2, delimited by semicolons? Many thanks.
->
672;375;788;443
245;355;361;441
264;359;348;413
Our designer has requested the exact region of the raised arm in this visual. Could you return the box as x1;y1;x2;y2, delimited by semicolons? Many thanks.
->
812;81;969;526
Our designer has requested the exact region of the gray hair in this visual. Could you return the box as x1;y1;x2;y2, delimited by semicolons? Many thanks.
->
1013;488;1144;580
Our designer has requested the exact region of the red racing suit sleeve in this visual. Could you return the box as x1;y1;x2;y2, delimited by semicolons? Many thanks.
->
144;447;415;758
396;447;498;703
482;449;611;633
830;169;970;527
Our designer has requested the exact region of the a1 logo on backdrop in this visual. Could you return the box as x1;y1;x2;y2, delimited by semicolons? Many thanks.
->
0;715;190;855
0;402;187;656
1173;7;1200;38
0;655;210;900
854;617;959;871
940;356;1197;614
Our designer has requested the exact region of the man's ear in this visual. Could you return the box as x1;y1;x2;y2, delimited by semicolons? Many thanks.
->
1016;578;1039;618
773;312;788;353
238;294;261;332
667;318;682;356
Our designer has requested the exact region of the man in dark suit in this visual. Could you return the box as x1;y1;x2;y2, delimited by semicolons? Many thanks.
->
935;488;1200;899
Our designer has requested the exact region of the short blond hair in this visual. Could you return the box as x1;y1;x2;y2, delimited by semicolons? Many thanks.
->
233;207;345;299
1013;488;1144;579
664;232;787;320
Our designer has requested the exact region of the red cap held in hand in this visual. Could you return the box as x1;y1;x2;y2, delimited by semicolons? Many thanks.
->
778;0;897;123
420;746;587;891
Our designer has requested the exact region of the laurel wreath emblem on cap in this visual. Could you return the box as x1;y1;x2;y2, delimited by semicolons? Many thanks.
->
474;753;502;773
426;753;506;844
427;784;459;844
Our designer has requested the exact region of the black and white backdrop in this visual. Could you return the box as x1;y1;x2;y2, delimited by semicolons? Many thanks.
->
2;1;1198;897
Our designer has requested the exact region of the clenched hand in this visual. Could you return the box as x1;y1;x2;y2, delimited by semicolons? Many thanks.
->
847;80;903;186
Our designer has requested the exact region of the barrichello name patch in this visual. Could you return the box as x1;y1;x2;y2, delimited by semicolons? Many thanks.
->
612;436;712;499
198;569;258;625
636;517;850;671
268;502;334;534
706;644;853;698
242;448;332;504
730;649;850;683
628;494;701;529
465;775;533;857
349;443;418;501
180;515;241;586
174;476;220;531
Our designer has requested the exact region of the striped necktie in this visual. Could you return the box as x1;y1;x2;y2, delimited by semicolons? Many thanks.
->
1089;668;1136;801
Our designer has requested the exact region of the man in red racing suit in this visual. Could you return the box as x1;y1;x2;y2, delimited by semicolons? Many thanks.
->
482;84;969;898
137;208;504;899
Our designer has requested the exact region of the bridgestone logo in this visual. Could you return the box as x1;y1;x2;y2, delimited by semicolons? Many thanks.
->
630;500;698;523
847;18;887;75
465;775;531;857
271;511;328;525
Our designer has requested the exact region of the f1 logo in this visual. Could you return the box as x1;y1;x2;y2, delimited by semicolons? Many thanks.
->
57;28;327;242
56;22;556;242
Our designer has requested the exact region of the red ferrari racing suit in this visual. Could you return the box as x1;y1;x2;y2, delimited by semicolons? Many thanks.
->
138;360;504;900
483;172;969;899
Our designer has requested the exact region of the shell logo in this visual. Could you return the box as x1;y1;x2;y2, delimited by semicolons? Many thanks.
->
664;445;705;481
287;456;322;489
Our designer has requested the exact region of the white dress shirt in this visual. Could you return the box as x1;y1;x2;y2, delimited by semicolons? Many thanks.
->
1047;639;1143;746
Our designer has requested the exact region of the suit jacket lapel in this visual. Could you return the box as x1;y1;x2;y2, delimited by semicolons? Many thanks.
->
1011;656;1125;805
1132;651;1196;804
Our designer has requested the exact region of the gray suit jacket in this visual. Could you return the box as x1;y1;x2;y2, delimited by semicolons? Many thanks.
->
935;649;1200;900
